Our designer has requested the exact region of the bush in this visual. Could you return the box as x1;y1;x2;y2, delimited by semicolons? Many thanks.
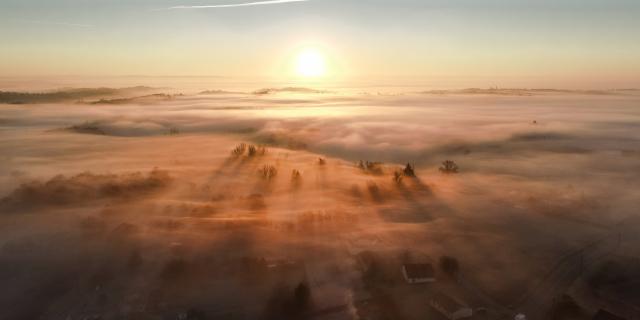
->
318;158;326;166
439;160;459;174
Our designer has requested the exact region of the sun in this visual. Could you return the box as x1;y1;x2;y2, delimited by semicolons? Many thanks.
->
295;48;327;78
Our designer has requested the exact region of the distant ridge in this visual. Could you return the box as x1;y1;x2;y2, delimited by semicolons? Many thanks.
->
0;86;161;104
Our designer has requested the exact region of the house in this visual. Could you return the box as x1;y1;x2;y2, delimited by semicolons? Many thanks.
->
593;310;626;320
514;314;527;320
402;263;435;284
429;292;473;320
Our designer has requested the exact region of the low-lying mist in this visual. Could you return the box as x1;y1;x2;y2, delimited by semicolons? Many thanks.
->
1;87;639;319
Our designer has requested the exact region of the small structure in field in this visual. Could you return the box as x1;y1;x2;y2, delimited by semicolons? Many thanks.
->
429;292;473;320
402;263;435;284
318;158;326;165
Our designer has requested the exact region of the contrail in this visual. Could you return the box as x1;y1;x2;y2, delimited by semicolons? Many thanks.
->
167;0;310;9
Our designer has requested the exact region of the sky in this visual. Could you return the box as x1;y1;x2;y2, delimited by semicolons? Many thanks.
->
1;0;639;88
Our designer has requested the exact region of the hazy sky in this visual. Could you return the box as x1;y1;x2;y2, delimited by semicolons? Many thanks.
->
1;0;639;87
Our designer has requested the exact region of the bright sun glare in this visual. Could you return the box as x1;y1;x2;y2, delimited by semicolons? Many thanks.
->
295;49;327;78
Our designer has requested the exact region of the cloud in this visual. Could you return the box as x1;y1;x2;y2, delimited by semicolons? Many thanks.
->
167;0;310;9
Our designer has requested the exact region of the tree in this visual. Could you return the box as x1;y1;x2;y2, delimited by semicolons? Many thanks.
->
294;282;311;309
231;143;247;156
439;255;459;277
393;171;403;184
260;165;278;180
403;163;416;177
248;145;257;157
264;283;312;320
291;169;302;182
439;160;459;174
